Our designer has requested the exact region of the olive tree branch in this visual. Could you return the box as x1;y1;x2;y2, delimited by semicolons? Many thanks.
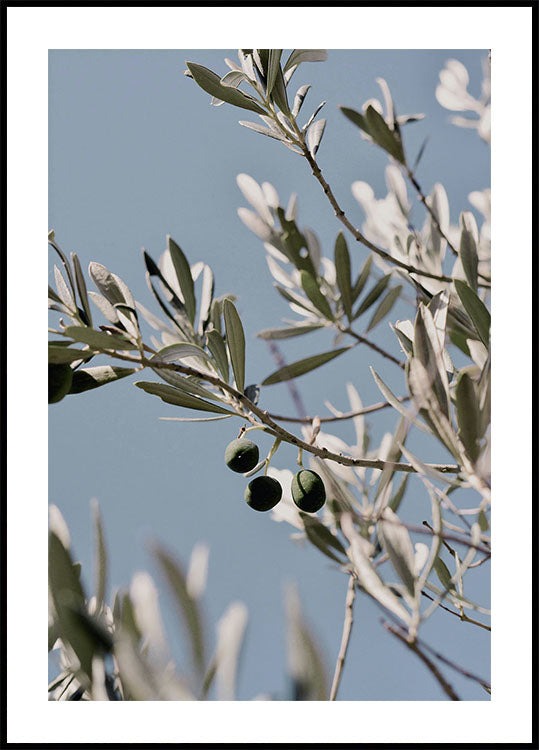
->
93;347;461;475
329;575;356;701
267;394;410;424
382;621;460;701
337;324;405;369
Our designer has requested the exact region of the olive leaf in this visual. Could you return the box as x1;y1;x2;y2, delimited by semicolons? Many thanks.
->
300;270;334;320
135;381;236;415
186;62;266;114
454;279;490;348
223;299;246;393
262;347;351;385
167;235;196;325
334;232;352;322
69;366;137;394
257;323;323;340
366;285;402;332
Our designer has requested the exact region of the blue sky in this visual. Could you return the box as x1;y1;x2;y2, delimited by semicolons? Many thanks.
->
49;48;491;701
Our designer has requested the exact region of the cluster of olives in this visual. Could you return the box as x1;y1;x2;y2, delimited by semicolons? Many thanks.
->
224;438;326;514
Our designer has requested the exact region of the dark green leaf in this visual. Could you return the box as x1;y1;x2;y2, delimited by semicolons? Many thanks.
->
257;323;323;340
167;236;196;325
223;299;246;392
69;366;137;393
340;106;371;135
459;220;479;292
266;49;283;96
454;280;490;348
388;474;409;514
134;381;236;414
334;232;352;322
434;557;453;590
186;61;266;114
455;371;481;462
48;344;95;364
300;270;334;320
366;285;402;331
353;274;391;319
71;253;93;327
262;347;350;385
365;105;405;163
351;255;373;304
269;62;291;116
283;49;327;73
198;265;214;335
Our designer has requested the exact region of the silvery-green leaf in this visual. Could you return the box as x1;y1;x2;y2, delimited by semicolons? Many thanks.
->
167;236;196;325
197;265;214;336
150;361;224;402
303;102;326;133
266;49;283;96
285;193;297;222
334;232;352;322
152;341;212;365
237;207;273;241
54;266;75;310
186;62;266;114
214;602;248;701
351;255;373;304
378;508;416;597
459;212;479;292
91;500;107;613
455;371;481;462
257;323;323;340
388;474;409;513
300;270;333;320
153;545;206;681
365;105;405;163
300;513;347;563
69;366;137;393
285;584;328;701
370;367;429;434
135;381;236;415
269;62;291;116
283;49;328;73
353;273;391;319
48;285;63;305
341;515;410;624
304;228;321;272
71;253;92;326
262;347;350;385
366;285;402;332
50;238;77;300
274;284;318;315
186;543;210;601
236;173;274;225
239;120;289;143
413;304;450;418
220;70;250;88
292;84;311;117
428;183;449;260
88;291;120;324
391;322;414;356
206;329;229;382
88;262;127;306
306;118;326;157
454;280;490;348
63;326;137;351
223;299;246;393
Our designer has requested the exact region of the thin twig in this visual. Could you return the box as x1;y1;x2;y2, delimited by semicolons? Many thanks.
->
301;149;454;284
266;340;307;418
267;394;410;424
420;591;491;632
329;575;356;700
382;621;460;700
338;324;405;369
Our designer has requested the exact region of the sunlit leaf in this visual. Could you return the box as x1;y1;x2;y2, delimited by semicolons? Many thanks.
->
459;212;479;292
284;49;328;73
63;326;137;351
186;62;266;114
378;508;416;597
167;236;196;325
306;118;326;157
71;253;92;326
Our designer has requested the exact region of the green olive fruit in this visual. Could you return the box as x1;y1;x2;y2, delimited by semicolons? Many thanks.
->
291;469;326;513
245;476;282;512
224;438;260;473
48;363;73;404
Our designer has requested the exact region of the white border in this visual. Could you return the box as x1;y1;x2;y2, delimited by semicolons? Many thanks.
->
7;4;533;744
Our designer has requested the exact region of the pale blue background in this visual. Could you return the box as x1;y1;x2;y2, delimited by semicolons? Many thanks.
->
49;49;490;700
